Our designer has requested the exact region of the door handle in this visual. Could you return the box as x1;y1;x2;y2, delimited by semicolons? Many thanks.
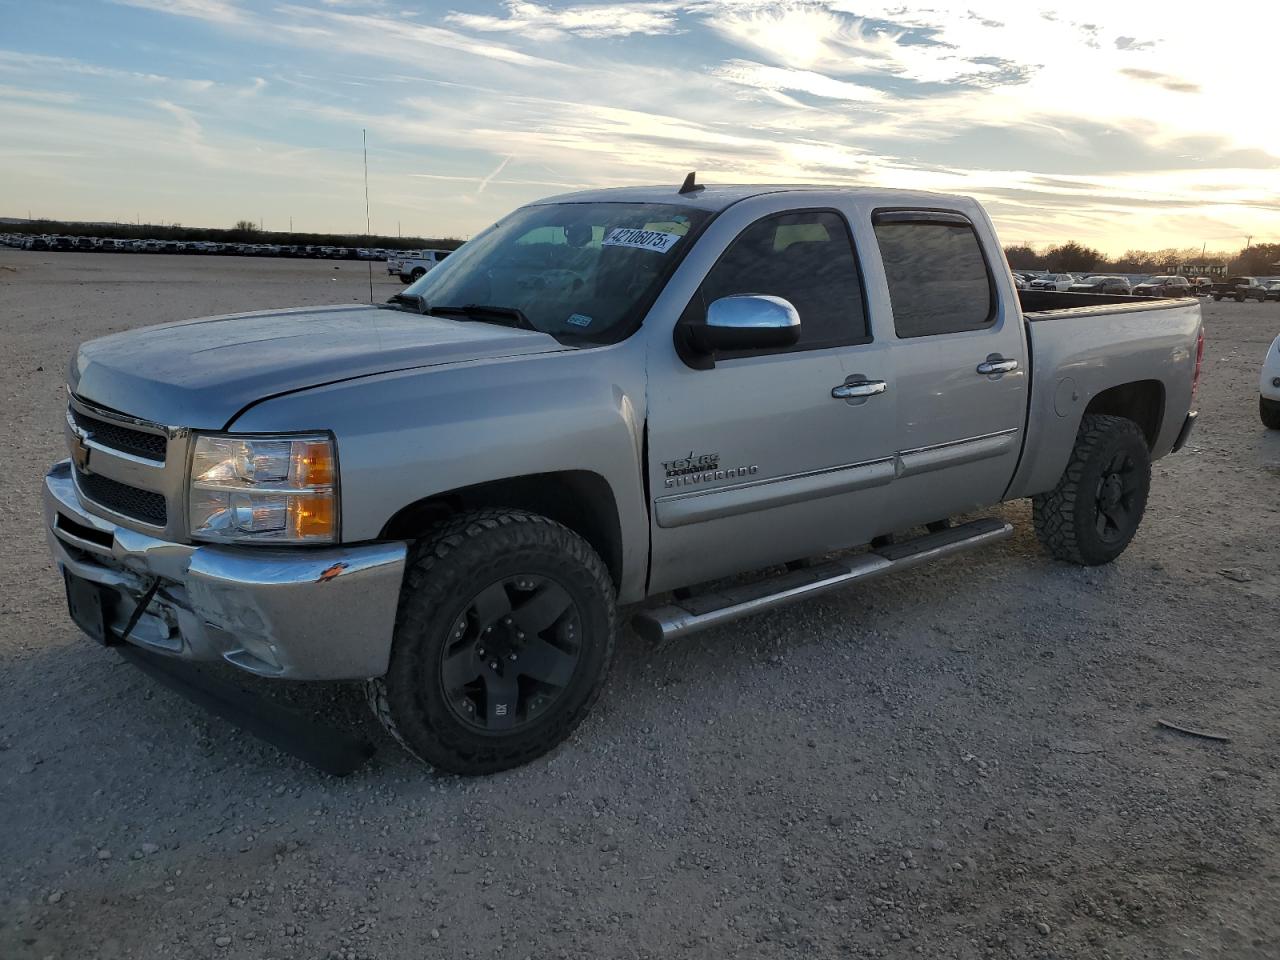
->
976;357;1018;376
831;379;887;400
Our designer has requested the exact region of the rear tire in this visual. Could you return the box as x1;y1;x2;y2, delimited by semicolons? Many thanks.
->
1262;397;1280;430
1032;415;1151;566
368;509;616;775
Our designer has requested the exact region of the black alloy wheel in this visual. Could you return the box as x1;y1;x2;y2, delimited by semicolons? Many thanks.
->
440;574;583;732
1093;450;1142;545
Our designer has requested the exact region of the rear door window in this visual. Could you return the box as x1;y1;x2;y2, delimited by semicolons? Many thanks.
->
873;213;995;338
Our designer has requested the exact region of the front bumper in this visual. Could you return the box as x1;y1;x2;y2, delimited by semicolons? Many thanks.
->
44;460;408;680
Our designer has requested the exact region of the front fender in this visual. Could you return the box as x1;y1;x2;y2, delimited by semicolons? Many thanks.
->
228;339;651;602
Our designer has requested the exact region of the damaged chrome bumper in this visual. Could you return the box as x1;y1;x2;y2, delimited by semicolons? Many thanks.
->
44;460;407;680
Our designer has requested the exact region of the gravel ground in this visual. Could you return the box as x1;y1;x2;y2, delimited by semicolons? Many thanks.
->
2;249;1279;960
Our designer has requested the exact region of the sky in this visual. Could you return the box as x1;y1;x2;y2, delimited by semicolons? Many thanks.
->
0;0;1276;253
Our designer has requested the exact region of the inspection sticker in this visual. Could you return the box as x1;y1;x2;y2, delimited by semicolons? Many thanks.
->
601;227;682;254
566;313;593;327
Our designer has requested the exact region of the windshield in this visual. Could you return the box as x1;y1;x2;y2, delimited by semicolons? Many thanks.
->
399;201;712;343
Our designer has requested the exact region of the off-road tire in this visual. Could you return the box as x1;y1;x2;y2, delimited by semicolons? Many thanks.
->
1032;415;1152;566
410;267;426;281
1262;397;1280;430
368;510;616;775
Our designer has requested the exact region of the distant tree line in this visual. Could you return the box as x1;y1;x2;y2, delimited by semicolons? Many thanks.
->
3;217;464;252
1005;240;1280;276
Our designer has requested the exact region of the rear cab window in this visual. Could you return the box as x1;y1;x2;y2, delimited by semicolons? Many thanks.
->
872;211;995;338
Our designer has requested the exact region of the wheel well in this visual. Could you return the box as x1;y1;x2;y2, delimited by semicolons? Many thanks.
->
1083;380;1165;448
378;471;623;590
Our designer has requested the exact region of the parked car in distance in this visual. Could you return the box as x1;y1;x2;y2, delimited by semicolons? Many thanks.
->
1132;275;1192;298
1211;276;1269;302
1027;273;1077;291
1189;277;1215;296
1068;275;1132;295
45;181;1204;775
391;249;454;283
1263;281;1280;301
1262;334;1280;429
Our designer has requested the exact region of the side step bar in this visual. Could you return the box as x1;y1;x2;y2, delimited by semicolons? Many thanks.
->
632;517;1013;644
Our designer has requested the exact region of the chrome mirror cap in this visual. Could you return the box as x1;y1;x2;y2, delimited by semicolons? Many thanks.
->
706;294;801;332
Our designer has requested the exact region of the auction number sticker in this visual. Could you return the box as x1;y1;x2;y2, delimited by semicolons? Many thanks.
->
602;228;682;253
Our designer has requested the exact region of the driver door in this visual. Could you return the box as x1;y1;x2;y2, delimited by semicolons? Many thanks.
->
645;207;898;593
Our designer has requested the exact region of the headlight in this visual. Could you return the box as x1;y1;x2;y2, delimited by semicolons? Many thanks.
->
188;433;338;544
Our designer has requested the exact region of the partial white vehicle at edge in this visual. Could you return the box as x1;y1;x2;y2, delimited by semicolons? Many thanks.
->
1262;333;1280;429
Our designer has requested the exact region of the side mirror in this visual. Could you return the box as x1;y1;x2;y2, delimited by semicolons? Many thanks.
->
687;294;801;355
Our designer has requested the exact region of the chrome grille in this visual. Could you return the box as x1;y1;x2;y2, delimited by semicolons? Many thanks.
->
70;407;167;462
66;393;188;538
74;467;168;526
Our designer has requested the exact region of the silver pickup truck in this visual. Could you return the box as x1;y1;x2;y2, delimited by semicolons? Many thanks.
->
45;181;1203;774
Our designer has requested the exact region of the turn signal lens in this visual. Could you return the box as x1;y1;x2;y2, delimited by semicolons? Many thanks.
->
292;494;336;540
295;440;335;487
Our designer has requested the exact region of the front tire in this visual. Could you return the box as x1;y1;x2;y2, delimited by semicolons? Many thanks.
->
1262;397;1280;430
1032;415;1152;566
369;510;616;775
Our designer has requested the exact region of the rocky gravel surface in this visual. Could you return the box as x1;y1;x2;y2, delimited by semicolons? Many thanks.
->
2;250;1279;959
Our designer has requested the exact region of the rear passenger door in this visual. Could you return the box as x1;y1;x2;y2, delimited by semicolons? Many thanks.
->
870;210;1028;524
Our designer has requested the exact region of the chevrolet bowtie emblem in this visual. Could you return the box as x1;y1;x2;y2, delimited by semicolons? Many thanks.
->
70;431;91;473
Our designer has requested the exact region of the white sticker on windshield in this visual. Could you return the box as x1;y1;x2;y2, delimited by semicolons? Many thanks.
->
602;228;682;254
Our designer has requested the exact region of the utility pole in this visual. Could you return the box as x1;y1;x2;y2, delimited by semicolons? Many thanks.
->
289;216;293;232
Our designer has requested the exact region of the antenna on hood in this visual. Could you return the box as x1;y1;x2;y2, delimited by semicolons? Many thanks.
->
678;171;704;195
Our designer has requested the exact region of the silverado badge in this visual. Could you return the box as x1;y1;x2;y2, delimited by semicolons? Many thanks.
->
661;451;758;489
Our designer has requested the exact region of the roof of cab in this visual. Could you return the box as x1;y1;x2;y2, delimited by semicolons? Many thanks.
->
532;183;964;212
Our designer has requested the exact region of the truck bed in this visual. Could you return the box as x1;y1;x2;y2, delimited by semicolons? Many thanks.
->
1005;292;1201;501
1017;289;1165;313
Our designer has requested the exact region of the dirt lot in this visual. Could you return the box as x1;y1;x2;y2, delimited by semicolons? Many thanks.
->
2;249;1278;959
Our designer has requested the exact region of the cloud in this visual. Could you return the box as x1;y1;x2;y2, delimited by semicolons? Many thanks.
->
272;5;575;70
703;5;1036;89
446;1;683;41
0;83;78;104
1114;36;1156;51
111;0;243;23
713;59;886;104
1120;67;1200;94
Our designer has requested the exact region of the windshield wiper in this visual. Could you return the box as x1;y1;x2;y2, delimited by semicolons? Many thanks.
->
426;304;536;331
386;291;426;313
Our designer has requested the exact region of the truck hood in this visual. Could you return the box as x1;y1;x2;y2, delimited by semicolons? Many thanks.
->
70;304;568;429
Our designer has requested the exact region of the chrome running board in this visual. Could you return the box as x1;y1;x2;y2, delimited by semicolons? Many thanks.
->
632;518;1013;644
